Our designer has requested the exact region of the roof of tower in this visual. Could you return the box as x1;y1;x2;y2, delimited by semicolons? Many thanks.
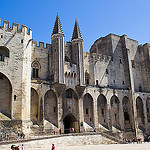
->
52;14;63;35
72;19;82;40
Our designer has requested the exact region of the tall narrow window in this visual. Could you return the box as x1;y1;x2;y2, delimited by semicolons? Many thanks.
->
96;80;98;86
66;89;72;98
106;69;109;74
86;108;88;115
32;62;40;79
85;72;90;85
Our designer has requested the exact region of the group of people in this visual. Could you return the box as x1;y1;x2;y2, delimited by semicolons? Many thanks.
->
0;132;9;141
11;144;24;150
17;131;25;140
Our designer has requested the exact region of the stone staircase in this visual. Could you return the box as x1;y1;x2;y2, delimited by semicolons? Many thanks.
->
0;131;126;150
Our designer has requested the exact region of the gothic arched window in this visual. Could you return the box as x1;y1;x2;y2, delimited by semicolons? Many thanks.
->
32;62;40;78
0;46;9;61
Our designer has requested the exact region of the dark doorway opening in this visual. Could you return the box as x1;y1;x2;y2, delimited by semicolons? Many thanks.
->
63;114;79;133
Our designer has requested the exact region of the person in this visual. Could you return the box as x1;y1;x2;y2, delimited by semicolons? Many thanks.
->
17;131;20;140
21;144;24;150
59;128;61;135
51;144;55;150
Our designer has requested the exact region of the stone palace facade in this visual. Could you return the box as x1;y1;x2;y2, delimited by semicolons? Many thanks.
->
0;14;150;139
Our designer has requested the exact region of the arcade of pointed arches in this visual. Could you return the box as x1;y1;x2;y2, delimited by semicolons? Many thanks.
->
29;86;150;133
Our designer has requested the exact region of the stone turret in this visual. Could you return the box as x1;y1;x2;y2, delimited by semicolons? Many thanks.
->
71;19;84;85
51;14;64;83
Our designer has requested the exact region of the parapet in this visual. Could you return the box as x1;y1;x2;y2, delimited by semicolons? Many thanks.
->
0;19;32;36
91;52;111;63
32;41;51;51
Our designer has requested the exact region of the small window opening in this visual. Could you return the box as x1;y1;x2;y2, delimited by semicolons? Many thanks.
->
113;80;115;83
96;80;98;86
111;56;113;61
115;114;117;120
120;59;122;64
90;118;92;121
14;95;17;101
122;81;125;85
101;108;104;115
104;119;105;123
106;69;108;74
54;107;56;113
86;108;88;115
1;35;3;38
139;86;142;92
147;108;149;114
66;90;72;98
21;39;23;43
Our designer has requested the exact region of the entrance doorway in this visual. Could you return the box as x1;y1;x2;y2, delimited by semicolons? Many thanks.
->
63;114;79;133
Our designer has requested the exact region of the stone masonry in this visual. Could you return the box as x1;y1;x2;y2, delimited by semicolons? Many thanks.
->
0;14;150;140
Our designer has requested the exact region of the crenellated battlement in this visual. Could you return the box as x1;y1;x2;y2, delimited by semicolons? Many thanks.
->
84;52;90;58
0;19;32;36
32;41;51;50
91;52;111;63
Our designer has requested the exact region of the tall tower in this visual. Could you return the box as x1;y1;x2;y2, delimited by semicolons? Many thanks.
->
51;14;64;83
72;19;84;86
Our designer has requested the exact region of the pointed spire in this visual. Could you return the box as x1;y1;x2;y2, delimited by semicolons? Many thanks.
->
52;13;63;35
72;19;82;40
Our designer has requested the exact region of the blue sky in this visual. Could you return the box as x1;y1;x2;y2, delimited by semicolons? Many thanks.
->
0;0;150;52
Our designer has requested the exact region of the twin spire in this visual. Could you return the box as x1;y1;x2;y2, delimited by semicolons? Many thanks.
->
52;14;82;40
52;13;63;35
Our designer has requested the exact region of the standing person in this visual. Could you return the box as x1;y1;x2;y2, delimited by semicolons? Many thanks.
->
51;144;55;150
59;128;61;135
17;131;20;140
21;144;24;150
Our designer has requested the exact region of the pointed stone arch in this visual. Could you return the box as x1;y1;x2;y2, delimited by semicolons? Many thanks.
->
31;88;39;124
83;93;94;127
63;113;78;133
136;97;144;126
0;46;9;61
44;90;58;126
110;95;120;128
0;72;12;119
64;88;79;122
97;94;108;127
122;96;132;130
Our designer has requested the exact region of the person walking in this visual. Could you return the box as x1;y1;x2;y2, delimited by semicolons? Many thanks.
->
51;144;55;150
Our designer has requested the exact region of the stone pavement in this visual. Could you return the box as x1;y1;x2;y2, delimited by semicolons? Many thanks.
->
56;143;150;150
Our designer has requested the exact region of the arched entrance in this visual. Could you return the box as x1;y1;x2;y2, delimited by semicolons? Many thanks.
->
44;90;58;126
97;94;108;128
110;95;120;129
83;93;94;127
31;88;39;124
136;97;144;126
0;72;12;118
63;114;78;133
122;96;132;130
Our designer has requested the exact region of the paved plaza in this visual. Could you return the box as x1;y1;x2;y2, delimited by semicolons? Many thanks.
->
56;143;150;150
